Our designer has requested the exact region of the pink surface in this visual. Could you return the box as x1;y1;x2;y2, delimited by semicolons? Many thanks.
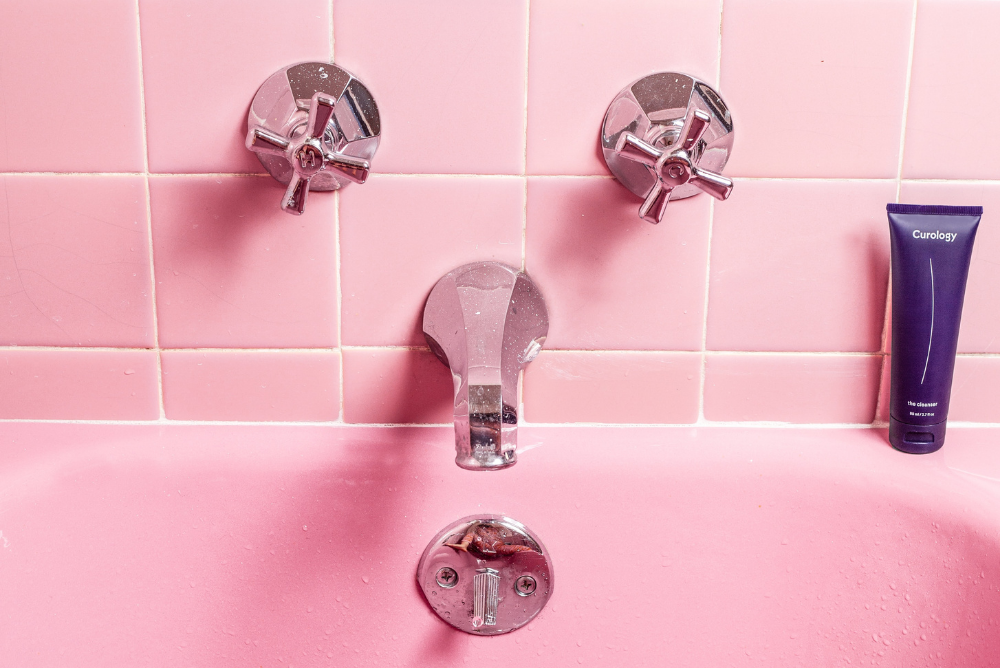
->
342;348;452;424
707;179;893;352
0;175;154;347
149;176;338;348
526;0;721;176
3;424;1000;665
138;0;331;174
339;176;522;346
0;350;158;420
333;0;527;175
903;0;1000;179
0;0;144;172
898;181;1000;353
522;350;700;423
526;177;710;350
704;353;882;423
162;350;340;421
720;0;912;178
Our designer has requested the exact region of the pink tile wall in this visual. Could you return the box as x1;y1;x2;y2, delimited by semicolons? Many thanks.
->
3;0;1000;426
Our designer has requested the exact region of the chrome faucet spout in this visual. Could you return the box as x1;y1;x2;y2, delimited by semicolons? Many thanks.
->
423;262;548;470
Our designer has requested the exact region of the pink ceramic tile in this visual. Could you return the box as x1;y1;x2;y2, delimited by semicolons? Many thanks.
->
0;0;143;172
0;176;154;347
903;1;1000;179
707;179;894;352
526;177;710;350
877;355;1000;424
720;0;912;178
522;350;701;424
950;356;1000;423
161;350;339;421
526;0;721;175
898;181;1000;353
704;353;882;423
334;0;527;174
342;348;453;424
339;176;522;346
139;0;330;173
149;176;337;348
0;349;158;420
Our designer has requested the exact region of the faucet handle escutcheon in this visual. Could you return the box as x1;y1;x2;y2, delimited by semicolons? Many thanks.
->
245;62;380;215
601;71;735;224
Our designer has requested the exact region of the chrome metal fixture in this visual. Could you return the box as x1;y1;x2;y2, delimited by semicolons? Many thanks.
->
417;515;553;635
601;72;734;224
246;62;380;215
423;262;547;471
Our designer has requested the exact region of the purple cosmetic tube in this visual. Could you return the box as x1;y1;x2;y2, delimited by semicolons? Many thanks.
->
887;203;982;454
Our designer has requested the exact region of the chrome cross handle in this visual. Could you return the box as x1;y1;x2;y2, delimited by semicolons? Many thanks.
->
601;72;735;224
616;108;733;223
245;62;380;215
247;92;370;215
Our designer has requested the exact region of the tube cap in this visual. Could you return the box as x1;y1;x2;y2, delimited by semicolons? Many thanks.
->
889;417;946;454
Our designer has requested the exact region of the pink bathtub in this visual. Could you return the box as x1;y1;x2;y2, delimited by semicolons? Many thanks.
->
2;423;999;666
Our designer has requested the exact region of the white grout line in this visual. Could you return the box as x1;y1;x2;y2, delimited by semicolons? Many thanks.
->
0;346;339;353
703;350;883;358
367;172;530;180
12;345;1000;357
521;177;528;273
335;189;345;423
326;0;340;424
8;417;1000;429
715;0;724;89
0;172;147;177
0;172;272;178
520;0;531;272
5;169;1000;186
696;199;716;425
0;418;447;427
874;0;920;427
696;2;724;426
900;178;1000;185
340;345;429;351
895;0;919;202
329;0;335;62
696;0;725;424
131;0;166;421
521;0;531;178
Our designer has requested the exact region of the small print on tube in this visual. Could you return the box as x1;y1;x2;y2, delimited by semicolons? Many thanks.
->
887;203;982;454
